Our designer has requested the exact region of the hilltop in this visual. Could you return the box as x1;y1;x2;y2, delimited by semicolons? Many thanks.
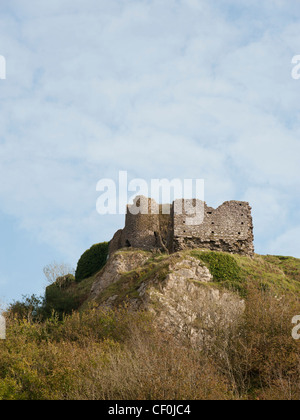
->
45;248;300;346
2;246;300;400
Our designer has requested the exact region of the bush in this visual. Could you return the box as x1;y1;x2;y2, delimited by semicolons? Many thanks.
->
0;307;230;400
192;251;246;296
193;251;242;282
207;286;300;399
55;274;75;289
7;295;46;321
44;282;80;317
75;242;109;283
43;262;75;285
2;291;300;400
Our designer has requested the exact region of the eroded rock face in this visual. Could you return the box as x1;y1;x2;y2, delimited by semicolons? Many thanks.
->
90;250;245;347
138;256;245;347
90;250;151;300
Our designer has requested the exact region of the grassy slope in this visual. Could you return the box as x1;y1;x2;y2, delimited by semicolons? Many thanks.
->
3;250;300;400
54;250;300;313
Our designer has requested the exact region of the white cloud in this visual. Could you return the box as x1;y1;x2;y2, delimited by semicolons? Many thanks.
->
242;186;289;240
269;226;300;258
0;0;299;260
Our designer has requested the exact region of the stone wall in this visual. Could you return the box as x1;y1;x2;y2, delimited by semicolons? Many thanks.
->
172;199;254;256
108;196;172;255
108;196;254;257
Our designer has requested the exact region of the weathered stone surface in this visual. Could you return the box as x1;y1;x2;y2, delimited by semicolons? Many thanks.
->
108;196;172;256
108;196;254;258
90;250;245;347
90;250;151;300
138;255;244;347
172;200;254;256
147;278;244;347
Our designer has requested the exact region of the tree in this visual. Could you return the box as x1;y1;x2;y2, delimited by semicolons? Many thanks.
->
43;262;75;286
8;295;45;322
75;242;109;282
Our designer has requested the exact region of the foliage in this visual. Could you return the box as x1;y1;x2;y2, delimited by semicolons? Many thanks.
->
75;242;109;283
55;274;75;289
0;307;230;400
205;286;300;400
7;295;46;321
43;262;75;285
1;290;300;400
1;250;300;400
262;255;300;285
44;281;81;318
191;251;246;295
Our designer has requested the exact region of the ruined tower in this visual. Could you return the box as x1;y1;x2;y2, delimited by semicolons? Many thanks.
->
108;196;254;257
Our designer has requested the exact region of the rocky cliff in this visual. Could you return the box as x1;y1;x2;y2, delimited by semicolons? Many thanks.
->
46;248;300;347
85;248;300;346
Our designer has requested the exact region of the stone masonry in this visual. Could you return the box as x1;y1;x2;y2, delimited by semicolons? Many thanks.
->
108;196;254;257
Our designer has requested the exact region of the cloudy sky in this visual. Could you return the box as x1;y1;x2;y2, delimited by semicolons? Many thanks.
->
0;0;299;303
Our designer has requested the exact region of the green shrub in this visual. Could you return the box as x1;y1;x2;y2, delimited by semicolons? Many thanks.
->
75;242;109;283
55;274;75;289
8;295;46;321
45;283;80;317
192;251;246;295
192;251;241;282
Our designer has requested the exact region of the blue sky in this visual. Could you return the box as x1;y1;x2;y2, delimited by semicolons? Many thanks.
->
0;0;300;304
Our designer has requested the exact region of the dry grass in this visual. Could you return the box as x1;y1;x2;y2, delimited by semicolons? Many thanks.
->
206;286;300;400
0;286;300;400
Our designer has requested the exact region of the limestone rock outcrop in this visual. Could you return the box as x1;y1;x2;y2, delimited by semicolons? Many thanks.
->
89;249;245;346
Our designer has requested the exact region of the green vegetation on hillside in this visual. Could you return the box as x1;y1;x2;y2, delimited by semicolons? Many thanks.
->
44;274;95;317
45;279;80;316
41;249;300;315
2;248;300;400
96;251;171;306
1;286;300;400
262;255;300;284
75;242;109;283
189;251;300;298
191;251;246;296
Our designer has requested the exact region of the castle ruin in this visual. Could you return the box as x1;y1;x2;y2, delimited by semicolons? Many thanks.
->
108;196;254;257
